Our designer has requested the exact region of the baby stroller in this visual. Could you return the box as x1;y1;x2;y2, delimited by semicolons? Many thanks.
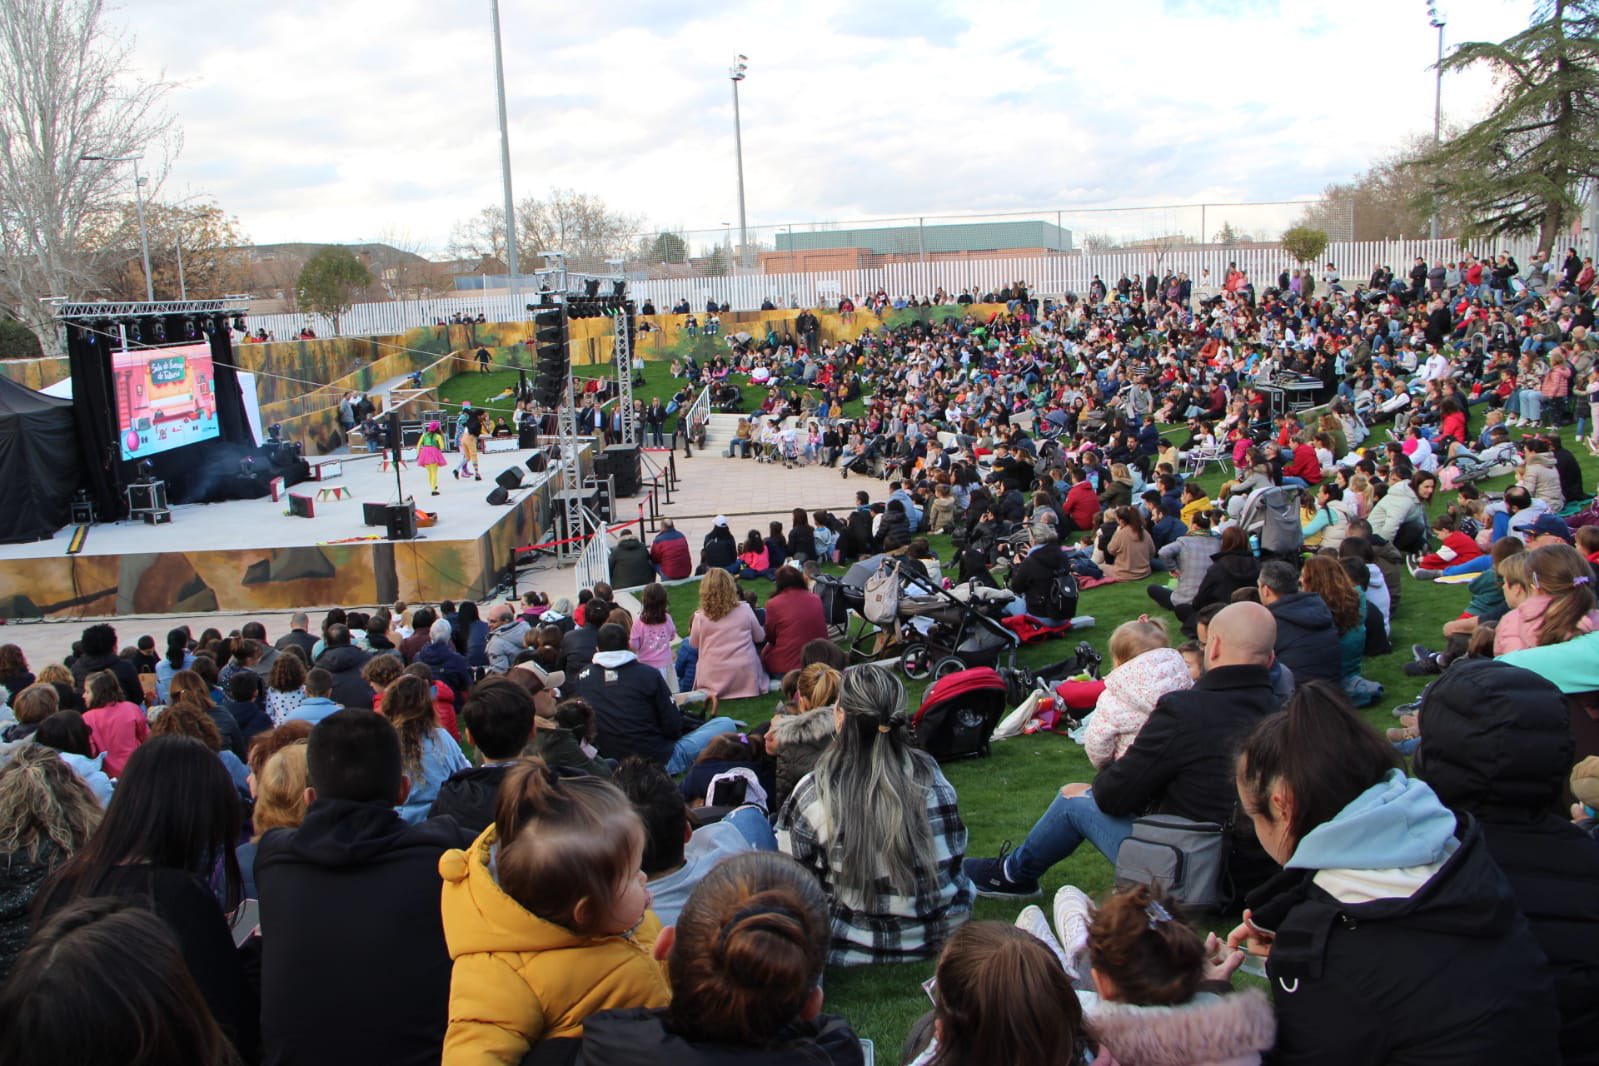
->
1237;484;1302;562
1441;441;1521;489
896;580;1020;681
910;666;1009;761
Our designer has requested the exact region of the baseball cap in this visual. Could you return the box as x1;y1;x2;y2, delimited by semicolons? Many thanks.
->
1526;513;1574;542
512;661;565;692
713;515;728;527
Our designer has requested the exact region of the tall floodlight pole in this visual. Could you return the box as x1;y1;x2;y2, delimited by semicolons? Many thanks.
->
491;0;520;305
730;55;749;270
1428;4;1446;241
81;154;154;300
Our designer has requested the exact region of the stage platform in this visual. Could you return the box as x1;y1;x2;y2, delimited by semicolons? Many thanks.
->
0;447;586;620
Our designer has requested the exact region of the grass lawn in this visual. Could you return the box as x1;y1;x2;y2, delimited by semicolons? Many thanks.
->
439;353;1597;1052
651;418;1599;1055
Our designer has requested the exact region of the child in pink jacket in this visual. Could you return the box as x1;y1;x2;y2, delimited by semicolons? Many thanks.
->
1082;617;1193;768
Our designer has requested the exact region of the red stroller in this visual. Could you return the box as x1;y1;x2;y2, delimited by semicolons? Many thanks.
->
910;666;1009;761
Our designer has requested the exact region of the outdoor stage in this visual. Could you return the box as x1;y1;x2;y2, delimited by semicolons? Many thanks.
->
0;445;586;620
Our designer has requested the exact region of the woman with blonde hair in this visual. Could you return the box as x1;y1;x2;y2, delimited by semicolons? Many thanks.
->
236;727;311;898
768;662;842;808
0;744;102;981
687;568;767;700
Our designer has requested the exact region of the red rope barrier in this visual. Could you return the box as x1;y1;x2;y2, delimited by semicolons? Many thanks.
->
512;515;644;555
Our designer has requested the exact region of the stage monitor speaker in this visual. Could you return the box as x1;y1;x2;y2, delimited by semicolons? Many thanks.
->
602;443;642;497
486;486;511;505
362;502;389;527
526;452;548;474
385;500;418;540
495;467;525;491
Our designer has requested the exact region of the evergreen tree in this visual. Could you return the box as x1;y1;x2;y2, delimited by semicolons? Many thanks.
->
1422;0;1599;249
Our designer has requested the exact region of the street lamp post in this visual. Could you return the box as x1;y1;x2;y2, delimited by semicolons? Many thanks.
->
82;154;154;301
1427;4;1446;241
730;55;748;271
490;0;520;307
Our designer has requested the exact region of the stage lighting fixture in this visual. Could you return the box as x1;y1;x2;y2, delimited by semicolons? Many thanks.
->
138;459;156;481
584;279;601;298
232;314;247;333
149;319;166;343
611;280;626;298
124;318;142;344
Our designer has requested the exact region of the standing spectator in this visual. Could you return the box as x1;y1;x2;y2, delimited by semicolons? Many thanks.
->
629;583;679;693
257;709;467;1066
778;665;973;965
688;569;767;700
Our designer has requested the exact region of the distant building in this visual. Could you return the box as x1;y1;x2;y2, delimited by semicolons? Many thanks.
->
762;220;1071;273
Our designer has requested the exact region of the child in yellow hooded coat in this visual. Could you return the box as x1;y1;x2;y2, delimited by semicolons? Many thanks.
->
439;758;670;1063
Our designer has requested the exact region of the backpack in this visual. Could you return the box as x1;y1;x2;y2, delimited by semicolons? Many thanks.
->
862;558;902;625
1044;566;1080;621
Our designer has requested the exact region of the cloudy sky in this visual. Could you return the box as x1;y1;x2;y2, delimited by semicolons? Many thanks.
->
120;0;1530;255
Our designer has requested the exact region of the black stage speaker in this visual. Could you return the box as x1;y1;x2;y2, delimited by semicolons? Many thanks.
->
386;411;404;463
602;443;642;497
385;500;418;540
525;451;548;474
486;486;511;505
495;467;525;491
362;502;389;526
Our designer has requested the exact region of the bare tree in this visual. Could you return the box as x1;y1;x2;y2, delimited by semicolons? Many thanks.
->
80;198;248;300
446;206;507;262
0;0;177;351
512;189;641;272
1079;232;1119;255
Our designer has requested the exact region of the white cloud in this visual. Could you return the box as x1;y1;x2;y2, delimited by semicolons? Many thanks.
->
116;0;1529;252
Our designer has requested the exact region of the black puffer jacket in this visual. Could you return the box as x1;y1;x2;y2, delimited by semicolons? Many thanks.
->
1416;660;1599;1066
1190;550;1259;614
1247;816;1560;1066
1266;592;1340;684
609;536;656;590
314;643;375;709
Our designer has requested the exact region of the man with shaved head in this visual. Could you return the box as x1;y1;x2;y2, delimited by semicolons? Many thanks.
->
965;602;1284;905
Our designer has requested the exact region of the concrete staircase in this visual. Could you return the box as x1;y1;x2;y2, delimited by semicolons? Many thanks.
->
699;412;749;452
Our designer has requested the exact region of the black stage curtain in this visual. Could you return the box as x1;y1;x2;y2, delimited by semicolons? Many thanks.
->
65;314;256;516
0;378;83;542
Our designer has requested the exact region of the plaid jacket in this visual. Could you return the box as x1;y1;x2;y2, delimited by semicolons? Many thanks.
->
775;754;974;966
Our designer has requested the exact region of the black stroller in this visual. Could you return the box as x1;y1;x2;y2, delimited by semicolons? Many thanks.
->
895;580;1021;681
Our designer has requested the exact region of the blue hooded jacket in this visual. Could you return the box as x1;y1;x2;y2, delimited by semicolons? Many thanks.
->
1286;769;1457;872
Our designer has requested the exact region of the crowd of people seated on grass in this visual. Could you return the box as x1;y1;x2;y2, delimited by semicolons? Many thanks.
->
2;255;1599;1064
